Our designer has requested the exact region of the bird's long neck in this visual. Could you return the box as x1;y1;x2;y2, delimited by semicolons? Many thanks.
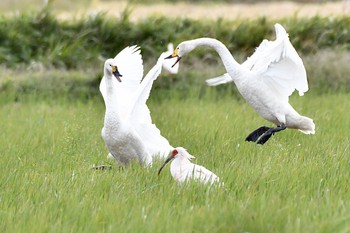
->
104;72;116;107
189;38;242;81
103;71;122;125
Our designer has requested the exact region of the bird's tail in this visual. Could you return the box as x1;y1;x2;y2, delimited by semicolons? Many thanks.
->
205;73;232;86
298;116;315;134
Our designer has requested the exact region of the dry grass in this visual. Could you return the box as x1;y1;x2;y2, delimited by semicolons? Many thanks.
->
0;0;91;13
1;0;350;20
59;1;350;21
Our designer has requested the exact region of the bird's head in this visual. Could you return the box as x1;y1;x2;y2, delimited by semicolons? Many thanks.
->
157;148;177;176
164;41;195;68
157;147;194;176
104;59;123;82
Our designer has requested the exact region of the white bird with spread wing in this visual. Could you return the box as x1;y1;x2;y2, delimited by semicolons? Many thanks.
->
166;24;315;145
100;46;172;166
158;147;220;185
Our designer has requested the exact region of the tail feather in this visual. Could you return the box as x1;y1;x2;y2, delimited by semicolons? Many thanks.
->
298;116;315;134
206;73;232;86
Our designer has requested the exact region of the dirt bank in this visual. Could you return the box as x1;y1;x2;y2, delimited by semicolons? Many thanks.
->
58;1;350;20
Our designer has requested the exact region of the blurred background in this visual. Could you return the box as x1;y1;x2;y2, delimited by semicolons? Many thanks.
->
0;0;349;100
1;0;349;19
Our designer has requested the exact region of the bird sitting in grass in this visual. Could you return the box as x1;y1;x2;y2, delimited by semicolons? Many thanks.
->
158;147;220;185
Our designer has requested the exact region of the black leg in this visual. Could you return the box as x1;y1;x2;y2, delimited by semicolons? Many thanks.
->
245;126;270;142
257;124;287;145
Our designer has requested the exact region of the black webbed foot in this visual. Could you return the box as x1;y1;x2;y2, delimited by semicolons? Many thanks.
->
256;129;274;145
256;124;287;145
245;126;270;142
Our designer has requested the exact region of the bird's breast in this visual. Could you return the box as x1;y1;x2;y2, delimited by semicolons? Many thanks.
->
235;78;283;124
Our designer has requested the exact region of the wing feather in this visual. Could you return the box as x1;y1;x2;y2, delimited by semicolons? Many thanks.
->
192;165;219;184
206;73;232;86
113;46;144;117
128;52;172;157
99;46;144;117
250;24;308;101
205;24;308;102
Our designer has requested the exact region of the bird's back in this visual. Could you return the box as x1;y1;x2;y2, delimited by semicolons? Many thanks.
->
170;158;219;184
192;164;220;184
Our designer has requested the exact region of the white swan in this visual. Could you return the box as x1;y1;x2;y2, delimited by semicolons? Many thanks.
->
166;24;315;145
100;46;173;166
162;43;179;74
158;147;220;185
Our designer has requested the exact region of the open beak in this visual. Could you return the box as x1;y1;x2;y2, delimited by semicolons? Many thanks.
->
158;154;174;176
112;66;123;82
164;48;181;68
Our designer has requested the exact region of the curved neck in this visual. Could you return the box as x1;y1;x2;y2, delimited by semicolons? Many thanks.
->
188;38;242;80
103;71;121;123
103;72;116;107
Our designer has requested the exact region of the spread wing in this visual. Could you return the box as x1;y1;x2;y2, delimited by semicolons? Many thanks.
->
127;52;173;157
245;23;308;102
99;46;144;117
205;24;308;103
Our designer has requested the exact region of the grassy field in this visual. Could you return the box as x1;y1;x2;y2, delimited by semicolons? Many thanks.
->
1;89;350;232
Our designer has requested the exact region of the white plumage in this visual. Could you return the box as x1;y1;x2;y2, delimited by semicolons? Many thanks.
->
162;43;179;74
158;147;220;185
100;46;172;166
167;24;315;145
207;24;308;99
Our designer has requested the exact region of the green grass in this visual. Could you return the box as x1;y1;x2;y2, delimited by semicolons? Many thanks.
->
1;49;350;102
1;90;350;232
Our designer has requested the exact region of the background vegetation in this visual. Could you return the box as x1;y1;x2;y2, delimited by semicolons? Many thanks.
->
0;6;349;99
1;8;350;69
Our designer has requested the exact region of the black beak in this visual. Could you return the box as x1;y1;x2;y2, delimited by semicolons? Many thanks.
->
164;54;174;60
171;56;181;68
112;70;123;82
158;155;174;176
164;55;181;68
